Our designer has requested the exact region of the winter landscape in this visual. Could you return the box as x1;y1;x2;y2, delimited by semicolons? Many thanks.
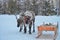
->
0;0;60;40
0;15;60;40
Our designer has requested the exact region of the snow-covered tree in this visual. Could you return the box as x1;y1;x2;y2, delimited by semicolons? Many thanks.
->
8;0;17;14
42;1;57;16
30;0;38;15
0;1;2;8
25;0;38;15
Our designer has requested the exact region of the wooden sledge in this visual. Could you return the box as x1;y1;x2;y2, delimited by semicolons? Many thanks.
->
36;22;58;40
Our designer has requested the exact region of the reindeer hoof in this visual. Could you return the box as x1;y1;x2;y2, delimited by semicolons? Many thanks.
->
36;36;39;38
29;32;31;34
54;39;55;40
19;30;22;32
33;30;35;32
24;31;26;33
19;30;21;32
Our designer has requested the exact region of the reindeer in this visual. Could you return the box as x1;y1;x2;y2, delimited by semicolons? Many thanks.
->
16;12;24;32
16;11;35;34
23;10;35;34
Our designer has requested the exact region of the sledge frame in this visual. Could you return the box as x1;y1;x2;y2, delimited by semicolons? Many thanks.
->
36;22;58;40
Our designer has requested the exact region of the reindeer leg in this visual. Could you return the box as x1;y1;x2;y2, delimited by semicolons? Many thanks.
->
17;19;20;27
29;26;31;34
33;24;35;32
19;24;23;32
24;23;27;33
33;22;35;32
24;26;27;33
29;21;32;34
17;21;20;27
29;25;31;34
33;18;35;32
19;27;22;32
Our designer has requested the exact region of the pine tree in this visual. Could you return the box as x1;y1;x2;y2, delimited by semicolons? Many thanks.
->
8;0;17;14
0;2;2;8
25;0;38;15
3;1;7;14
31;0;38;15
42;1;57;16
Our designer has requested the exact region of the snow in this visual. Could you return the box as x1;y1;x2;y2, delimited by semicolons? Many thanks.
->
0;15;60;40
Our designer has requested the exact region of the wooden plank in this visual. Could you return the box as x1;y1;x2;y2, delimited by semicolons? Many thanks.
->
36;34;56;40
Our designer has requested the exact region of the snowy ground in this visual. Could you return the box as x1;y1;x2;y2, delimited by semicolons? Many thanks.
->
0;15;60;40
